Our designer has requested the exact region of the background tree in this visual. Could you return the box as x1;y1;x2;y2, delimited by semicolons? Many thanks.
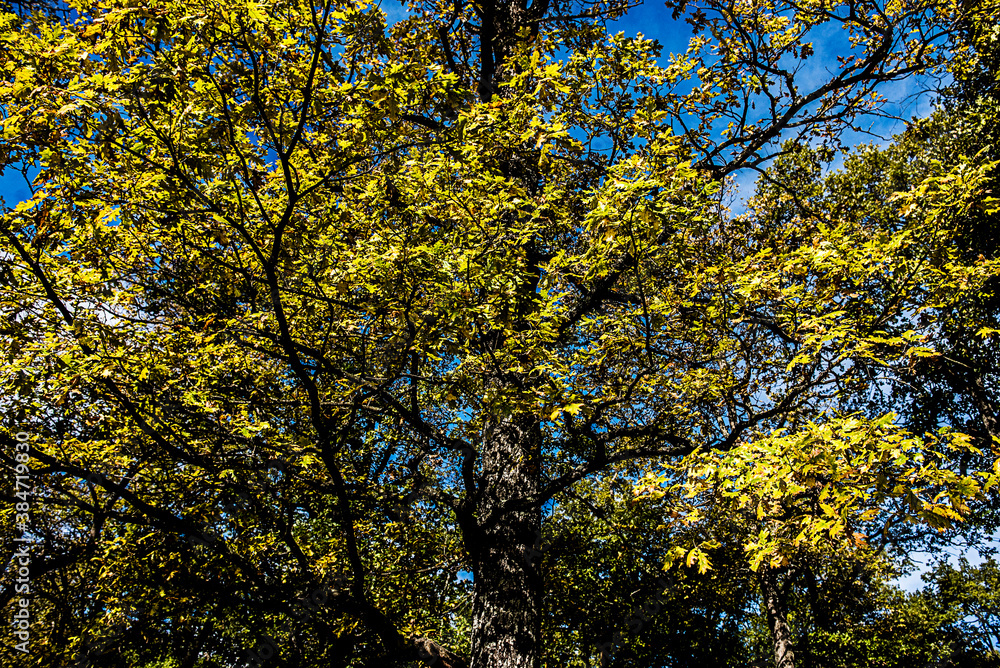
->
921;556;1000;665
626;3;1000;663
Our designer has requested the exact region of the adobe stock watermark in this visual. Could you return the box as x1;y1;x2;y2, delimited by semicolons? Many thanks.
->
387;446;478;521
595;572;678;659
520;527;680;659
523;527;548;567
231;575;348;668
66;603;151;668
10;431;33;654
181;456;288;550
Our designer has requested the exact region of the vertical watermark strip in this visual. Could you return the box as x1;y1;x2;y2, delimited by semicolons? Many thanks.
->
11;431;32;654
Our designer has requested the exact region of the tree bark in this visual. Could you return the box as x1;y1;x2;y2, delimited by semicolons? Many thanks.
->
759;568;796;668
413;635;470;668
464;412;543;668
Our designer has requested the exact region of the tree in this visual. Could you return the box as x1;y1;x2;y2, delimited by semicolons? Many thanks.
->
922;556;1000;665
628;6;1000;660
0;0;990;667
876;0;1000;538
638;414;995;668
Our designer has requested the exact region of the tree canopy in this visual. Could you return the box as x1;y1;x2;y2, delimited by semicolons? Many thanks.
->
1;0;998;667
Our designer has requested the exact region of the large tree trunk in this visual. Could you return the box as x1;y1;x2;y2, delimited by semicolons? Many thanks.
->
760;568;796;668
465;413;543;668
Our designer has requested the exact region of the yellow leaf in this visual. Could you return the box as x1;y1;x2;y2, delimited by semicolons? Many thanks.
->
247;1;267;22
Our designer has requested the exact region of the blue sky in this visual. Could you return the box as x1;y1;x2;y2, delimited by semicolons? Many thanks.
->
603;1;940;207
0;0;942;208
0;167;33;213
